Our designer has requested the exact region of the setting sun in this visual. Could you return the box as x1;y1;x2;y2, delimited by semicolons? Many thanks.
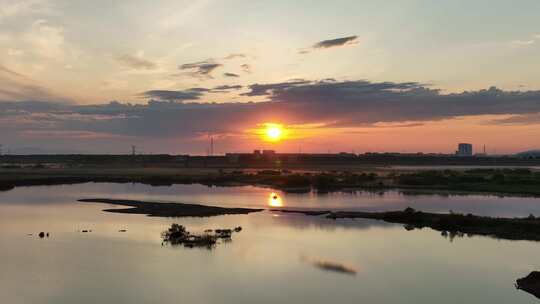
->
266;126;282;140
262;123;285;142
268;192;283;207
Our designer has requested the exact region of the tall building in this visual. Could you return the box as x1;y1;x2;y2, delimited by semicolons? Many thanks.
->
456;143;473;157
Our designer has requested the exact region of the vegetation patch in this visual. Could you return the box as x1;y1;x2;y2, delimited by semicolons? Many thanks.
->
328;207;540;241
161;224;242;249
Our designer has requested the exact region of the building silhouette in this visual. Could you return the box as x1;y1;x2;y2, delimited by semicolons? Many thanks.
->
456;143;473;157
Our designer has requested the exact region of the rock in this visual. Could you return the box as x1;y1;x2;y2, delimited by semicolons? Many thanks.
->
38;232;45;238
118;229;127;232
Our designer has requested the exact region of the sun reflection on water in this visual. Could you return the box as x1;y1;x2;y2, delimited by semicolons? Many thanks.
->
268;192;283;207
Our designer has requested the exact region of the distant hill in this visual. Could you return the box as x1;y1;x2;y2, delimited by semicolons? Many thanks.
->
2;147;84;155
516;150;540;158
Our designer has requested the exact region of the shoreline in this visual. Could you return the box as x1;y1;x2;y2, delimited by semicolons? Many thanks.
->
271;207;540;242
1;167;540;198
79;197;540;242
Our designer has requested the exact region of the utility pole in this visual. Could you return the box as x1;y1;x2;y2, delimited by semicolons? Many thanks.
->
210;136;214;156
131;145;136;156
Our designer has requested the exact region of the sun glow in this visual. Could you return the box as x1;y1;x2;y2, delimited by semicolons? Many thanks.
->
262;123;285;142
268;192;283;207
267;126;282;139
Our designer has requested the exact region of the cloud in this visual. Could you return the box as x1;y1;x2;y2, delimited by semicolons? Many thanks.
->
511;39;535;46
313;35;358;49
19;130;124;140
490;113;540;125
0;65;66;102
116;54;157;70
510;34;540;47
24;19;66;59
179;60;222;78
241;80;311;96
242;80;540;126
2;80;540;150
0;65;25;78
223;72;240;78
240;63;252;73
0;0;48;21
300;35;359;54
223;53;246;60
139;85;241;101
212;85;242;92
139;89;205;101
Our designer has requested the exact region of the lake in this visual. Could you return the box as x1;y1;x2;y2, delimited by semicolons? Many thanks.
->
0;183;539;303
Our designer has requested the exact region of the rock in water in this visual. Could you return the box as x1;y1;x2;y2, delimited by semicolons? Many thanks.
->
516;271;540;299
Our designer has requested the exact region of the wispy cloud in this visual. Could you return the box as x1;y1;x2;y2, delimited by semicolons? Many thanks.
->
510;33;540;47
313;35;359;49
300;35;359;54
223;53;246;60
212;85;242;91
240;63;252;73
489;113;540;125
511;39;535;46
0;0;49;21
179;59;222;78
0;65;66;102
139;89;206;101
223;72;240;78
116;54;157;70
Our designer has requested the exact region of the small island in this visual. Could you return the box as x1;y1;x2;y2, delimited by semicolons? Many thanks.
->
161;224;243;249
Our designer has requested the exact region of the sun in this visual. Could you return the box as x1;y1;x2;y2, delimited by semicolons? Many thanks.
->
264;123;284;141
267;126;282;140
268;192;283;207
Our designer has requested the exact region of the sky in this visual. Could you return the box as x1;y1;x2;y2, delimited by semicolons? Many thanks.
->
1;0;540;154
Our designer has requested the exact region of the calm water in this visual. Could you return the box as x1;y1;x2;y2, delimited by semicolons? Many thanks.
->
1;183;539;303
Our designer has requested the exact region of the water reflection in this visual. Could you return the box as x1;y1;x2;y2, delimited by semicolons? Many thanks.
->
1;184;540;303
301;255;358;276
4;183;540;217
269;211;397;231
268;192;283;207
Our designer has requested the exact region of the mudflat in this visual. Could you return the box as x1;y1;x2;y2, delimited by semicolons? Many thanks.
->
78;198;263;217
